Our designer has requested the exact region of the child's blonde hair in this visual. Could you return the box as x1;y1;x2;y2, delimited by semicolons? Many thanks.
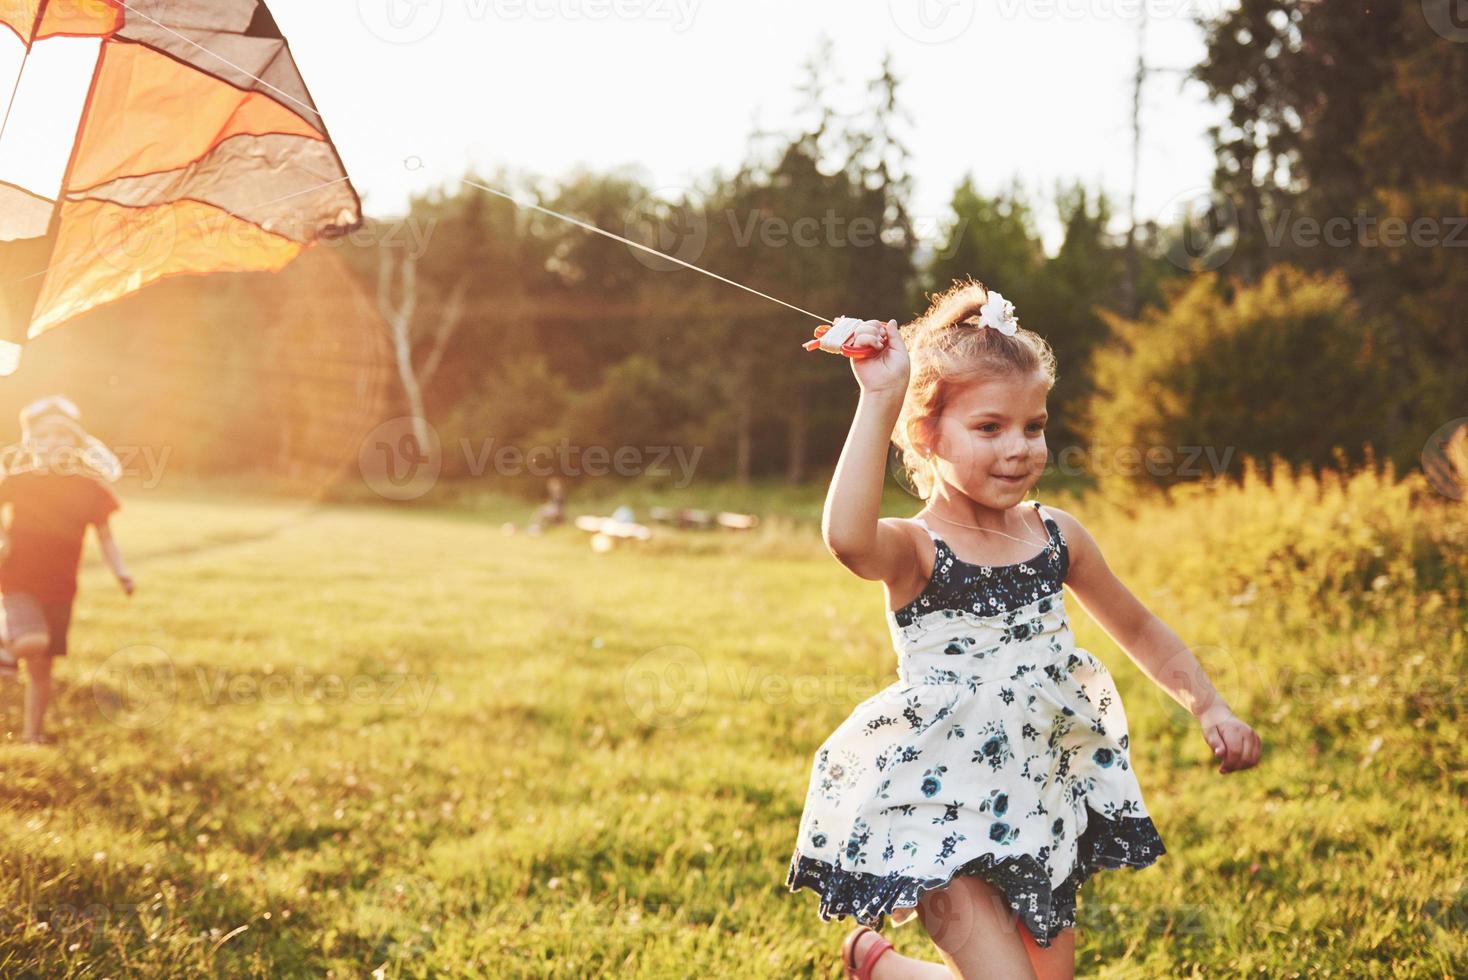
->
893;278;1058;499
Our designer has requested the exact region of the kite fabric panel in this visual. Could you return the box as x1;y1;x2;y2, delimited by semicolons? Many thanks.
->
0;0;360;367
0;0;119;45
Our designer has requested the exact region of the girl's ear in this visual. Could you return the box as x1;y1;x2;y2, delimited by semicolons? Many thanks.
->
914;416;941;459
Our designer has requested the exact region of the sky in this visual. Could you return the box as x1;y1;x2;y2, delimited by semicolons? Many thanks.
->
0;0;1232;256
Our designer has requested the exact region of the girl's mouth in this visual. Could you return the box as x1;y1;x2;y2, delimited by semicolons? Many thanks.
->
993;473;1026;485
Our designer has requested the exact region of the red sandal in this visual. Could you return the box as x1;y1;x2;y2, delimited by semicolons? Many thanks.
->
840;925;894;980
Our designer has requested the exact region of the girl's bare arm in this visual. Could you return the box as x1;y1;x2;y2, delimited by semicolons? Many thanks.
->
821;321;918;584
95;519;135;595
1051;506;1262;774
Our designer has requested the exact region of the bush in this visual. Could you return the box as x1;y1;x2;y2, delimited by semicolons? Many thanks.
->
1079;265;1394;496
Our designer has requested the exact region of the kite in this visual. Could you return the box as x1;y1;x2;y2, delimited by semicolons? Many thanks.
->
0;0;360;373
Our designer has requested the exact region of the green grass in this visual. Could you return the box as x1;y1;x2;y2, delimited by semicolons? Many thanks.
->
0;469;1462;977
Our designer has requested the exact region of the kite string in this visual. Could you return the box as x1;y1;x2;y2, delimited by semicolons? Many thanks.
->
459;177;832;324
0;55;26;148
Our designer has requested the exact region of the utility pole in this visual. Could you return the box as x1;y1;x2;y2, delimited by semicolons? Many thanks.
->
1124;7;1190;318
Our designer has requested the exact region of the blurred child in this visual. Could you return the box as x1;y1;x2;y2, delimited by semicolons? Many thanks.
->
529;475;567;533
0;396;134;744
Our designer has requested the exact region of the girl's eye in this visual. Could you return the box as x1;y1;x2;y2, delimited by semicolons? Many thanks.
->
974;423;1045;434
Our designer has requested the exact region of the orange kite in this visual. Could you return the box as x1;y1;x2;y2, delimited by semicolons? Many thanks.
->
0;0;360;372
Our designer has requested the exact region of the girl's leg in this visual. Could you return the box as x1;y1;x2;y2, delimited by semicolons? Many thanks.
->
22;651;52;741
1020;923;1075;980
917;875;1038;979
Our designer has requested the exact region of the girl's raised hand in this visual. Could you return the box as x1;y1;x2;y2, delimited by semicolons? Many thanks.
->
849;319;909;396
1197;705;1262;775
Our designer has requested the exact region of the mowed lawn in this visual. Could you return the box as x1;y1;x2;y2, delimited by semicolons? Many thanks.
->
0;473;1462;978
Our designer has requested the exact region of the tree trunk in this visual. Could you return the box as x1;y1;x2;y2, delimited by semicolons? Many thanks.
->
735;389;752;487
785;382;808;484
377;247;431;453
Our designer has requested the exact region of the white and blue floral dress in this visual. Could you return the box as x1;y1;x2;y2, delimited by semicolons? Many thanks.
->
786;501;1166;948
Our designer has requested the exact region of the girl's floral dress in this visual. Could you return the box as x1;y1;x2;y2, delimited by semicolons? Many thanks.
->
786;501;1166;947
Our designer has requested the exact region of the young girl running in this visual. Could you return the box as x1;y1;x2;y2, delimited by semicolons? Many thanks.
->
785;281;1262;979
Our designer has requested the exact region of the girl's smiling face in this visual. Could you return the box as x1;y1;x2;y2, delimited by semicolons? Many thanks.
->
924;371;1050;507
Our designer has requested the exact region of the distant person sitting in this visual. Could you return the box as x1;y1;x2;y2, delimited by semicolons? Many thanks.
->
0;396;134;745
530;476;567;533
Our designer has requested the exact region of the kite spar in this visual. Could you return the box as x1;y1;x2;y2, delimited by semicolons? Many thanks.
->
0;0;360;374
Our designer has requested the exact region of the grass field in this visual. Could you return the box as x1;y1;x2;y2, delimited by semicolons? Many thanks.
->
0;461;1463;978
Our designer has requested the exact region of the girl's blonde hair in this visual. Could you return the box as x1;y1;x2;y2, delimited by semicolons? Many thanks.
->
893;278;1058;499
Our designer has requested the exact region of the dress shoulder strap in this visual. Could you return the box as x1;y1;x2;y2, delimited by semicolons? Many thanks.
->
910;516;941;541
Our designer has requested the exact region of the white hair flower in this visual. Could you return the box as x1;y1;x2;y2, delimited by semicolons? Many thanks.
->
976;291;1020;335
